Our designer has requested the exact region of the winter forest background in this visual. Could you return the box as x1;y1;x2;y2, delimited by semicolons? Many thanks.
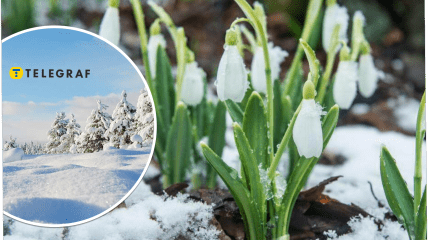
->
3;89;154;155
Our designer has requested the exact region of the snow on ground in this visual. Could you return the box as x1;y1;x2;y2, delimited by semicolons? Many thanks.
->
4;180;220;240
388;96;421;133
3;125;424;239
3;147;150;224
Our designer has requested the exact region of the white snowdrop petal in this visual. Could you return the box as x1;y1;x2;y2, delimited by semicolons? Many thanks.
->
251;47;266;93
99;7;120;46
292;99;323;158
181;62;206;105
148;34;167;78
358;54;378;98
333;61;358;109
251;43;288;94
217;45;248;102
322;4;349;52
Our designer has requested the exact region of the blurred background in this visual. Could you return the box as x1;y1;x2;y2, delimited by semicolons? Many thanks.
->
1;0;425;134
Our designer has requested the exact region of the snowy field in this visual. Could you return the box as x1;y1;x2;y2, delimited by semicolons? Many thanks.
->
3;147;151;224
3;124;425;239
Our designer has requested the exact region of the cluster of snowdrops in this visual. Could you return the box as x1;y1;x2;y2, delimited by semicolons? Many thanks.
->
98;0;426;239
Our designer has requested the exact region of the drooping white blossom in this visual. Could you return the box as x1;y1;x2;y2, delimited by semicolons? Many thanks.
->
293;99;324;158
251;42;288;94
322;3;349;52
99;6;120;46
216;45;248;102
148;34;167;78
358;54;379;98
333;61;359;109
181;61;206;105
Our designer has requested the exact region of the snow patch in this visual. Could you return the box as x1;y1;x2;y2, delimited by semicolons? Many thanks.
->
3;148;25;163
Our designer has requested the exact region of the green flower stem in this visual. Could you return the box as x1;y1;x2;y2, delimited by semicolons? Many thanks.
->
268;103;302;180
234;0;274;165
283;0;323;97
240;25;257;52
350;12;365;61
130;0;161;122
414;91;426;217
316;24;341;103
148;2;187;104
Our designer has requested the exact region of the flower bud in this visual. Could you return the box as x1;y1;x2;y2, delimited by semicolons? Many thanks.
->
99;6;120;46
303;80;316;100
358;53;378;98
147;33;166;78
181;62;206;106
322;3;349;52
216;45;248;102
150;19;162;36
333;61;358;109
225;29;238;46
251;43;288;94
293;99;324;158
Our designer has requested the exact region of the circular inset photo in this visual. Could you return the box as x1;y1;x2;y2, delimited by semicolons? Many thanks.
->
2;26;156;227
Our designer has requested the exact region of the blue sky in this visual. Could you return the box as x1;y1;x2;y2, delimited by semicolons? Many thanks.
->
2;28;147;144
3;28;144;103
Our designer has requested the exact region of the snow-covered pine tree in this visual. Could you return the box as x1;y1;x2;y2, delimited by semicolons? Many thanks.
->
76;100;112;153
3;136;18;151
45;112;69;154
133;89;154;147
56;114;81;153
104;90;136;148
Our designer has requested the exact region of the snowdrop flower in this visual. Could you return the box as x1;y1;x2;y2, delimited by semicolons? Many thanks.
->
148;19;166;78
333;45;358;109
99;0;120;46
322;1;349;52
181;61;206;106
251;42;288;94
216;29;248;102
358;42;380;98
293;81;324;158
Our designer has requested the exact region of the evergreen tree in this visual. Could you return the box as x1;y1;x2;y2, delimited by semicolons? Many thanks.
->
76;100;112;153
133;89;155;147
3;136;18;151
45;112;69;154
104;90;136;148
57;114;81;153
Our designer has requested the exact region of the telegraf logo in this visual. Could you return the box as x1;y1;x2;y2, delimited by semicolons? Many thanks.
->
9;67;24;79
9;68;91;79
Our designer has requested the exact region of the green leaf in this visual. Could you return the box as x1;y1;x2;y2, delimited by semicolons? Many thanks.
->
155;45;175;149
243;92;268;168
225;100;244;124
322;104;339;149
300;39;320;85
415;186;427;240
207;101;227;188
201;143;264;240
165;102;192;185
232;123;266;235
380;146;415;238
